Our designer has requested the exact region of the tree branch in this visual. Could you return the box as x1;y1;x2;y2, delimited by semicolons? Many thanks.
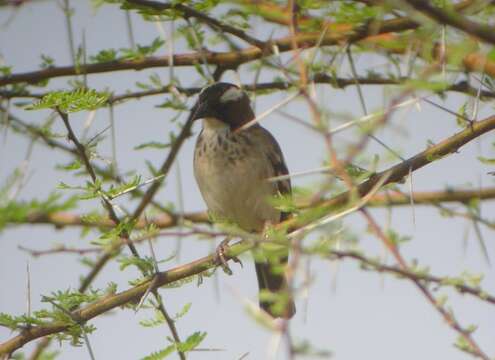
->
404;0;495;45
287;113;495;230
4;11;493;87
4;77;494;106
330;250;495;306
6;187;495;229
126;0;267;49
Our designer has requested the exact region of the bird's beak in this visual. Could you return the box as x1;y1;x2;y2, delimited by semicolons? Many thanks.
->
191;101;211;121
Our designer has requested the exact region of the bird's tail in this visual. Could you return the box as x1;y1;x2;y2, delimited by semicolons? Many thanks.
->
255;260;296;318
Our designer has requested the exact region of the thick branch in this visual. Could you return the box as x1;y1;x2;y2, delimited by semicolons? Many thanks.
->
287;113;495;230
3;241;495;355
404;0;495;45
8;187;495;229
18;210;209;229
367;187;495;207
0;15;461;87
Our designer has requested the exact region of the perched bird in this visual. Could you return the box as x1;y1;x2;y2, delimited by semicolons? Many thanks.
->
192;82;295;318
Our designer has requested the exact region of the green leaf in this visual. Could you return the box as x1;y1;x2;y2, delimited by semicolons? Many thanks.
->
156;98;188;110
37;350;60;360
26;88;109;113
90;48;118;63
40;54;55;69
0;313;19;330
477;156;495;165
41;288;101;310
92;219;137;248
174;303;192;321
134;141;171;150
0;312;47;330
454;334;476;354
405;79;450;92
141;345;175;360
56;160;82;171
120;37;165;60
0;66;12;76
487;47;495;62
105;175;141;199
293;339;332;357
456;102;469;127
118;255;155;274
0;192;78;231
177;331;207;352
140;311;165;328
385;229;411;246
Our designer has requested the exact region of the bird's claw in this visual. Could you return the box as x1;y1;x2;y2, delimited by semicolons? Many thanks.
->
215;238;243;275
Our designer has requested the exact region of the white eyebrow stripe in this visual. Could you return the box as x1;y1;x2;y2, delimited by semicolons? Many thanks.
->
220;87;244;103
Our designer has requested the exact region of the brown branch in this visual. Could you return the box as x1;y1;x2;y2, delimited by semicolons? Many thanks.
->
366;187;495;207
286;113;495;231
6;187;495;229
4;77;494;105
18;245;99;256
0;15;453;87
2;32;495;88
330;250;495;305
17;230;223;258
110;77;495;103
57;111;97;181
2;112;495;356
19;210;209;229
57;110;139;257
404;0;495;45
126;0;266;49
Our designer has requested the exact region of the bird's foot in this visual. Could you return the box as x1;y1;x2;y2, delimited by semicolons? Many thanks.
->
215;237;243;275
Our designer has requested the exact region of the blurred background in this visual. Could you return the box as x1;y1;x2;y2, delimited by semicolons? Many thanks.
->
1;1;495;359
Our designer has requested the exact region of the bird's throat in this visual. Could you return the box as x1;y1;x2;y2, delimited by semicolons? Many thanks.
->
202;117;229;130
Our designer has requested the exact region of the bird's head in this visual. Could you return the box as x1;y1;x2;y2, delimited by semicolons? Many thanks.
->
191;82;255;130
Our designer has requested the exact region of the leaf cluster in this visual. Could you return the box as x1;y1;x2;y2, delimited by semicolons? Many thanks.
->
143;331;207;360
26;89;109;113
0;192;78;231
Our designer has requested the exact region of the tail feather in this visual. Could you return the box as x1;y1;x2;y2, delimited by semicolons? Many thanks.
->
255;261;296;318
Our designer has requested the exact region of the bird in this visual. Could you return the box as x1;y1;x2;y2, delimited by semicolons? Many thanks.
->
191;82;296;318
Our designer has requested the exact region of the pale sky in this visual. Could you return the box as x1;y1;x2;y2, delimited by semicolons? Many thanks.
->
1;2;495;360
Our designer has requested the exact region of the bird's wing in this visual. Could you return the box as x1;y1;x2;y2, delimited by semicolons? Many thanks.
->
251;126;292;221
251;126;296;318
